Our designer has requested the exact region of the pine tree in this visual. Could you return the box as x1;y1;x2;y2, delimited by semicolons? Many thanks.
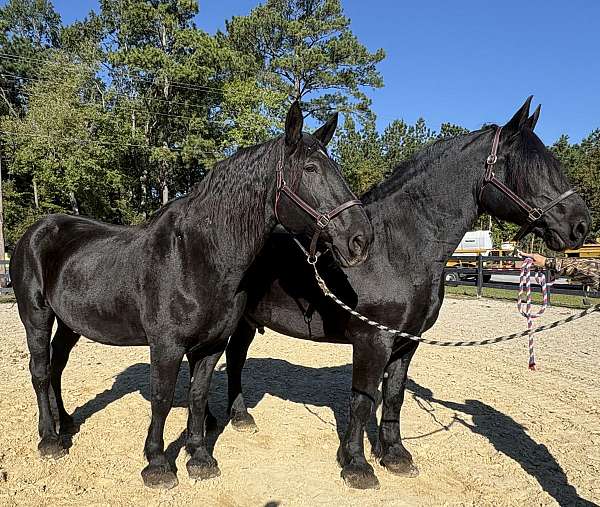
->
225;0;385;120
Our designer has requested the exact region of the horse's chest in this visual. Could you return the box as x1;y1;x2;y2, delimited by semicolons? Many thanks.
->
385;272;444;333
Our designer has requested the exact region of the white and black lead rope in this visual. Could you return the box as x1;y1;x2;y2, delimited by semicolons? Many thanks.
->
309;261;600;347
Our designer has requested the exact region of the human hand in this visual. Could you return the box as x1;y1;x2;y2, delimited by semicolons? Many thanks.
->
519;251;547;267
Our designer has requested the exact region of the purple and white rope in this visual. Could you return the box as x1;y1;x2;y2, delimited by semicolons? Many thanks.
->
517;258;547;369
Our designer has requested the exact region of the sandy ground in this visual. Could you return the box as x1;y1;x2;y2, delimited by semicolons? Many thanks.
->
0;297;599;507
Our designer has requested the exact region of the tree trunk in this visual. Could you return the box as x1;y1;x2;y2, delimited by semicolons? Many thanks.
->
33;179;39;209
69;191;80;215
0;157;6;282
161;182;169;206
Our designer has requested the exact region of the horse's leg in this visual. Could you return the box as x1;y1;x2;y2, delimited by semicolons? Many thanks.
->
375;341;419;477
226;318;258;432
337;333;393;490
186;352;217;432
185;294;247;480
50;320;80;435
23;304;64;458
141;343;184;489
186;348;225;480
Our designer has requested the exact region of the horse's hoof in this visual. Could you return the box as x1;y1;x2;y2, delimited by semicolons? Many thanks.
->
187;457;221;480
341;463;380;490
38;438;67;460
380;456;419;477
141;464;178;489
205;412;218;432
230;411;258;433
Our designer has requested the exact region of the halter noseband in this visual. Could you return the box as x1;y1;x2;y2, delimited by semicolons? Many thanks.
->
479;127;577;242
274;150;363;262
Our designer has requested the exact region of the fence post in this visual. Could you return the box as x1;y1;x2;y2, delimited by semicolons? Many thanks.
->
476;254;483;298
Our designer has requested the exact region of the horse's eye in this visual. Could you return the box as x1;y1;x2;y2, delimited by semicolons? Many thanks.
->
305;163;318;173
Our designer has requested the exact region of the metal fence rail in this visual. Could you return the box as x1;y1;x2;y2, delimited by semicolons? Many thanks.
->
444;255;600;302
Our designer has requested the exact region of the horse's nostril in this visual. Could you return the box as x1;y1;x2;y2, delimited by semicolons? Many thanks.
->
574;220;588;239
349;234;365;256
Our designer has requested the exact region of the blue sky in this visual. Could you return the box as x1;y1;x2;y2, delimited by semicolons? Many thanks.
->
12;0;600;143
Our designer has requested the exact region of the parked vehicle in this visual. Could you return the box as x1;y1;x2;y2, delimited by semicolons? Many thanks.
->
445;230;517;282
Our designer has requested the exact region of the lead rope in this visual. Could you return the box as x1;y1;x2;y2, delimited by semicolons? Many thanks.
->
306;254;600;348
517;258;548;370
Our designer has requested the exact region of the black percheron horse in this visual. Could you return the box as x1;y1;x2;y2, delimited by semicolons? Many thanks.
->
212;98;590;489
9;102;373;489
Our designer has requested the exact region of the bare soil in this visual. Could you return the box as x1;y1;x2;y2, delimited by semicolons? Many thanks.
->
0;297;598;506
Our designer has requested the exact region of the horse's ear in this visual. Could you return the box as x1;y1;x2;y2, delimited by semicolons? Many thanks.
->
285;101;304;146
504;96;533;133
524;104;541;131
313;112;338;146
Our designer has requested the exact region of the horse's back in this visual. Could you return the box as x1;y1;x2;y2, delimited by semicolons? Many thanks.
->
10;214;148;342
11;214;130;282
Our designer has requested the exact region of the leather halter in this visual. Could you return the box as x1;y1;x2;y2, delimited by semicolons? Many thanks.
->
274;148;363;262
479;127;577;242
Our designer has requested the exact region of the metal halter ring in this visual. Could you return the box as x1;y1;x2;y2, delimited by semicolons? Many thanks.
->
528;208;543;222
486;154;498;165
316;215;331;229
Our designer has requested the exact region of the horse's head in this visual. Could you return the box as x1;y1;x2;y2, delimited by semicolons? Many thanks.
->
479;97;590;251
275;102;373;267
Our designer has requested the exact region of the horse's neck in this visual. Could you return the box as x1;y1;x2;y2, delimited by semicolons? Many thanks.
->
176;143;279;267
369;138;487;266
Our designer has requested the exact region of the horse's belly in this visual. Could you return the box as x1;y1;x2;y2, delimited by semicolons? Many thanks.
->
50;295;146;346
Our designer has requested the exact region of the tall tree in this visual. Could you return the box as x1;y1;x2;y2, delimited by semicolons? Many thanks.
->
0;0;62;117
1;51;140;243
334;115;384;194
225;0;385;120
381;118;435;173
99;0;222;207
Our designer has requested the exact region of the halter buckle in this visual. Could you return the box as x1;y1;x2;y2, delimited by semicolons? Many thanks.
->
316;215;331;229
528;208;543;222
486;154;498;165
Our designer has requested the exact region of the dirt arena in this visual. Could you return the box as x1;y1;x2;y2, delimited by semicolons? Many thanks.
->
0;296;598;506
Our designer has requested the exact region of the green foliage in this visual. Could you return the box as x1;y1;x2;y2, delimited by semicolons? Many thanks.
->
0;0;62;117
0;0;598;258
438;122;469;139
225;0;384;120
334;115;384;194
336;116;449;194
2;52;140;227
381;118;435;172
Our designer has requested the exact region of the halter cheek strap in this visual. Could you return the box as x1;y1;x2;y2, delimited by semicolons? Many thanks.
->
275;154;363;261
479;127;577;242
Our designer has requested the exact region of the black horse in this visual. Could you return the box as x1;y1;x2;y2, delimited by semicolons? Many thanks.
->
9;102;373;489
215;98;590;489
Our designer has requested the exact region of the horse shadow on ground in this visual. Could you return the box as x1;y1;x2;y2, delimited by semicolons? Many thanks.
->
64;358;594;506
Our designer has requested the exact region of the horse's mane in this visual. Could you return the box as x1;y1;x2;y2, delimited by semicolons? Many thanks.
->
183;138;281;249
140;139;281;250
361;124;567;205
361;128;487;204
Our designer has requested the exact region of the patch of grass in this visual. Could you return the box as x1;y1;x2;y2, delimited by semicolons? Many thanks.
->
0;293;16;304
445;284;600;309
